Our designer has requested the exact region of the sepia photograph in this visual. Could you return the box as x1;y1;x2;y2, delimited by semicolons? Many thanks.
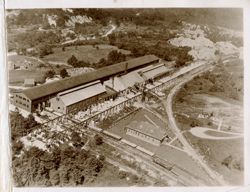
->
4;4;246;189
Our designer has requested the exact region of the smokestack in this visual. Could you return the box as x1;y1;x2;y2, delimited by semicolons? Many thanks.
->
125;62;128;74
112;76;114;88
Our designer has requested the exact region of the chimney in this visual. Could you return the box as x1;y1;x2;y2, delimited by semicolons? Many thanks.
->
125;62;128;74
112;76;115;88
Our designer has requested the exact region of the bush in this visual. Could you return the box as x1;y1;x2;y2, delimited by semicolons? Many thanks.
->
45;70;56;79
222;155;233;168
67;55;78;66
12;140;24;155
94;135;103;145
118;171;128;179
60;68;69;78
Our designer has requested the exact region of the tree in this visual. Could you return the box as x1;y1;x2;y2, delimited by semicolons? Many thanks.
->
71;132;82;147
94;135;103;145
67;55;78;67
37;44;53;58
108;33;116;45
60;68;69;78
56;17;65;27
107;50;126;64
45;70;56;79
222;155;233;168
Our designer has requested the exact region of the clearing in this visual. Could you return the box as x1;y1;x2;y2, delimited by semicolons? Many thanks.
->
43;44;131;64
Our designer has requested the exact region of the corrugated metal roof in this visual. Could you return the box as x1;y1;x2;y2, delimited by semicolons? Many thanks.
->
22;55;159;100
104;71;144;92
119;71;144;89
126;120;165;140
140;64;171;80
59;81;106;106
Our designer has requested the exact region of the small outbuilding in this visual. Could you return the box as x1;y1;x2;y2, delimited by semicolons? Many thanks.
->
24;79;35;87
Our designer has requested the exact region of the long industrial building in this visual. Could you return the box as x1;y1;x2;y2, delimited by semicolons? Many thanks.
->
13;55;161;113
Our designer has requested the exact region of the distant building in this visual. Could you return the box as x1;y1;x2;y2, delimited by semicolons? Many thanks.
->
24;79;35;87
125;120;166;146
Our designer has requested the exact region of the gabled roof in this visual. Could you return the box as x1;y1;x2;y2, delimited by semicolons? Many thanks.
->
104;71;144;92
126;120;166;140
139;63;171;80
59;81;106;106
22;55;159;100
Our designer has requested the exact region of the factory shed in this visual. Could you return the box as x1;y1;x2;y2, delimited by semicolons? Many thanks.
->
139;63;171;80
50;80;106;114
21;55;159;101
14;55;159;113
125;120;166;146
104;71;145;92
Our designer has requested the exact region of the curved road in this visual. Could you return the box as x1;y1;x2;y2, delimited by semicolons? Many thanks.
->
163;64;227;186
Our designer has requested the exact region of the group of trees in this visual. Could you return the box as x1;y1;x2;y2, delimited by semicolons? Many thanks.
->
108;32;193;67
206;26;243;47
13;31;63;57
67;50;127;69
10;111;39;141
12;145;105;186
44;68;69;79
10;111;39;157
44;70;56;79
10;108;106;187
175;64;243;103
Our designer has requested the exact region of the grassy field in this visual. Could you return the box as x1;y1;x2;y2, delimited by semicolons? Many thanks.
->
8;54;73;85
172;58;244;185
184;132;244;185
173;58;243;133
9;69;47;84
8;55;46;69
44;44;131;64
205;130;235;137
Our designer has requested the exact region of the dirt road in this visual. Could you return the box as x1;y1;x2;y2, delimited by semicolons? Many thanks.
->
163;64;227;185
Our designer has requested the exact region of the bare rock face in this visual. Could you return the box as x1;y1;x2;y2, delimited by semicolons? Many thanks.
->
169;22;240;61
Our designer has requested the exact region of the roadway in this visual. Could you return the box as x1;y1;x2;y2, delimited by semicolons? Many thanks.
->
163;62;227;185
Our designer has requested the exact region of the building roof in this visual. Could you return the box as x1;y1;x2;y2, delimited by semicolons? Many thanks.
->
139;63;171;80
22;55;159;100
59;80;106;106
24;78;35;85
126;120;166;140
104;71;144;92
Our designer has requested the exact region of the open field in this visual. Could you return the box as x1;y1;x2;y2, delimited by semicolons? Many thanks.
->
184;132;244;185
44;44;131;64
173;58;243;133
172;58;244;185
174;93;243;133
205;130;237;137
8;55;46;70
9;69;47;84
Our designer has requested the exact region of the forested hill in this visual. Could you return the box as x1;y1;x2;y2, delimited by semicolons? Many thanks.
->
6;8;243;30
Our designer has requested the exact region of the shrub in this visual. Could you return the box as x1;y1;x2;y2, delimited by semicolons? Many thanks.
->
45;70;56;79
60;68;69;78
94;135;103;145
